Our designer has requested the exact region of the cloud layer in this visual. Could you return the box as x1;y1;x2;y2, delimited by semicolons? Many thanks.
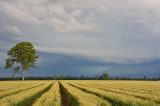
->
0;0;160;64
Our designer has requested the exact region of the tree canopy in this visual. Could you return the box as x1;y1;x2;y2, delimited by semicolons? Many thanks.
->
5;42;38;80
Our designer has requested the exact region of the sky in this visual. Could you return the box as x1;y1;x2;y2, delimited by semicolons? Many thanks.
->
0;0;160;77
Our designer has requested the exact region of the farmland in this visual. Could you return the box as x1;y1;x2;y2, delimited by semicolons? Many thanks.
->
0;80;159;106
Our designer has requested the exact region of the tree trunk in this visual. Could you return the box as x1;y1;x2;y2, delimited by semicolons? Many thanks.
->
22;71;25;81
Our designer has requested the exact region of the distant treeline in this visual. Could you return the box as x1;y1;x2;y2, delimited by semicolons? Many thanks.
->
0;73;160;81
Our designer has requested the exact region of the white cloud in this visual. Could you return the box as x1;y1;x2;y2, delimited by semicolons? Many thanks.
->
0;0;95;32
70;9;81;17
49;17;94;32
0;25;23;35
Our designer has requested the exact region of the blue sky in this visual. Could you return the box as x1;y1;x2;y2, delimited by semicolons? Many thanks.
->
0;0;160;77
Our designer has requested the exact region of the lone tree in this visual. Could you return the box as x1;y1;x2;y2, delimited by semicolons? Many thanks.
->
5;42;38;80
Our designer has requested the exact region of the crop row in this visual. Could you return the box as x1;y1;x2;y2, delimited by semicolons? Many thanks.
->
0;81;159;106
0;83;53;106
67;82;159;106
77;83;160;103
33;82;61;106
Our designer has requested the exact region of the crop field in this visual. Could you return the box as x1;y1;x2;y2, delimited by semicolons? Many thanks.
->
0;80;159;106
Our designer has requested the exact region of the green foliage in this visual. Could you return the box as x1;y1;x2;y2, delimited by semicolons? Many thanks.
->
5;42;38;77
102;73;109;80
